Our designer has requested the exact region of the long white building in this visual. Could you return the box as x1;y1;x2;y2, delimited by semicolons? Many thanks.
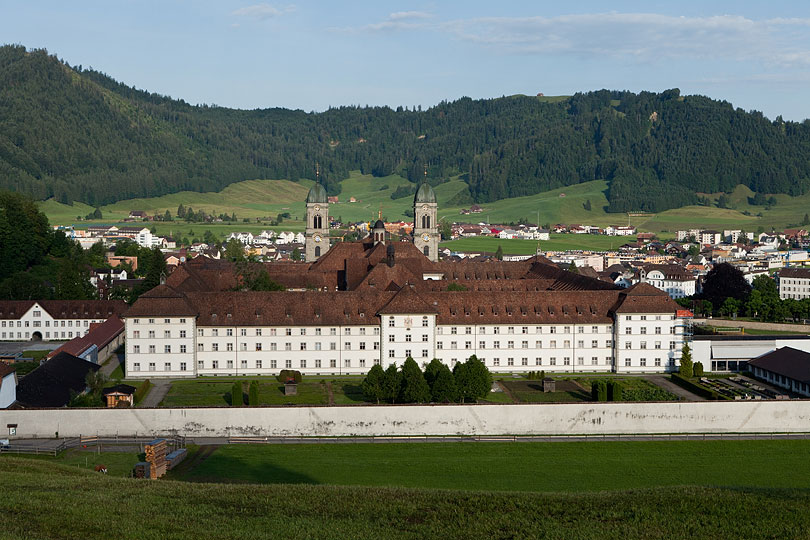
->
123;282;688;378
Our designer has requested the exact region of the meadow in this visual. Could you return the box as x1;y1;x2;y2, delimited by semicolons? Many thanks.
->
4;456;810;539
38;174;810;243
176;440;810;492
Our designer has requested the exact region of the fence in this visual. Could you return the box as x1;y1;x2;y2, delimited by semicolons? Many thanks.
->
0;434;185;456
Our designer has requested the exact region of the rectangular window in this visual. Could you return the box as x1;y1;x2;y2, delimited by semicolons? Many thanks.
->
577;340;584;348
286;328;292;336
149;362;156;371
256;343;262;351
625;342;631;349
212;343;219;352
360;328;366;335
437;342;443;350
149;345;155;353
164;362;171;371
466;327;472;334
507;357;514;366
133;345;140;354
640;341;647;350
625;327;632;335
270;343;277;351
256;329;262;336
133;330;140;339
655;327;662;335
240;343;247;351
226;343;234;352
241;329;247;337
640;327;647;335
301;359;307;369
180;345;186;353
198;328;204;337
592;356;598;365
285;359;292;369
285;343;291;351
625;358;631;367
148;330;155;339
227;360;233;369
271;360;277;369
550;357;556;366
197;343;203;352
212;329;219;337
301;328;307;336
227;329;233;337
164;345;171;354
405;334;412;342
389;350;396;358
422;349;428;358
422;334;429;342
508;340;514;349
212;360;219;369
133;363;140;371
345;342;351;350
180;362;187;371
493;358;500;366
330;328;337;336
389;317;395;327
465;341;472;349
535;357;542;366
564;357;571;366
388;335;395;343
257;360;263;369
180;330;186;338
374;342;379;350
521;357;528;366
344;328;351;335
344;358;351;367
479;340;486;349
197;360;203;370
360;342;366;350
640;358;647;367
300;343;307;351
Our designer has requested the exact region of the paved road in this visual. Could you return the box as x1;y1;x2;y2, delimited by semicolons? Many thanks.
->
648;375;705;401
139;380;172;408
100;352;124;378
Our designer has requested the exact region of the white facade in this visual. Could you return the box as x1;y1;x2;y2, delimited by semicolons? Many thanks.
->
0;370;16;409
641;270;696;299
0;303;108;341
779;272;810;300
124;312;686;378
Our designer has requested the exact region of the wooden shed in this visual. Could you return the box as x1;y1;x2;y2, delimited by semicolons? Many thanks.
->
102;384;136;408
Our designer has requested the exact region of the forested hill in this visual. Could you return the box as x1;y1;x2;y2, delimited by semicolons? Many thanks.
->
3;44;810;213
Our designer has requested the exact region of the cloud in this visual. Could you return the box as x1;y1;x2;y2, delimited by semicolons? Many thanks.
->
231;3;295;21
441;13;810;67
353;11;434;32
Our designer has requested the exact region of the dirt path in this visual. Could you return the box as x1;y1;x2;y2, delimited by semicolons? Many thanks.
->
325;382;335;405
648;375;705;401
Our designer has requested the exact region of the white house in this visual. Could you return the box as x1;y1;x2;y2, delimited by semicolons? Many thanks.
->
0;300;127;341
636;265;697;299
227;232;255;245
498;229;518;239
779;268;810;300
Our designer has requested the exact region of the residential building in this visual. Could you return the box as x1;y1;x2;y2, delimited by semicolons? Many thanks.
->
779;267;810;300
0;300;127;341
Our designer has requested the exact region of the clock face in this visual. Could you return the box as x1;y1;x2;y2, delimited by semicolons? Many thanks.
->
422;205;428;211
313;234;322;242
314;205;320;212
422;233;430;242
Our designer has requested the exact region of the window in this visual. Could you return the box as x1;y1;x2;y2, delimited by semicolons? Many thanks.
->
148;319;155;324
592;356;598;365
270;329;277;336
640;315;647;321
640;327;647;335
148;330;155;339
301;360;307;369
522;327;528;334
550;357;556;366
300;343;307;351
640;358;647;367
625;342;632;350
535;357;542;366
606;340;613;348
451;327;458;335
577;340;584;348
465;341;472;349
625;316;632;321
389;317;395;328
422;349;428;358
286;328;292;336
345;342;351;350
241;343;247;351
133;363;140;371
197;360;204;370
197;343;203;352
405;349;412;358
625;327;632;335
226;343;234;352
213;329;219;337
521;357;528;366
655;341;662;350
374;328;380;336
564;357;571;366
508;340;514;349
270;343;277;351
344;328;351;335
180;330;186;338
212;343;219;352
330;342;337;350
466;327;472;335
422;317;429;327
149;345;156;353
285;359;292;369
592;340;598;348
180;362;187;371
508;327;515;334
655;358;662;367
578;357;584;365
360;328;366;336
149;362;156;371
405;334;412;342
227;360;233;369
494;327;501;334
655;327;662;335
133;345;140;354
164;362;171;371
493;341;500;349
285;343;291;351
315;359;321;368
578;326;585;334
227;329;233;337
450;341;457;350
640;341;647;350
624;358;631;367
198;329;204;337
255;343;262;351
437;342;443;350
549;327;555;334
164;345;171;354
241;329;247;337
133;319;140;325
180;318;186;324
389;350;396;358
330;328;337;335
592;326;599;333
563;326;570;334
133;330;140;339
344;358;351;368
360;342;366;350
180;345;186;353
388;335;395;343
507;357;514;366
563;340;570;348
493;358;500;366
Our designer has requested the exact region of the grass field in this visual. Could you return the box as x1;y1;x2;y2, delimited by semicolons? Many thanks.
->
177;440;810;492
40;174;810;242
5;457;810;539
441;233;633;254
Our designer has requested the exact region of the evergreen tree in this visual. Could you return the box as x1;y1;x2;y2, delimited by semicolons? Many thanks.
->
248;380;259;406
382;364;401;404
431;365;458;403
92;207;102;219
231;381;243;406
583;199;592;211
679;343;694;378
361;364;386;404
423;358;444;390
163;210;172;221
177;204;186;218
495;245;504;261
399;357;430;403
291;247;302;261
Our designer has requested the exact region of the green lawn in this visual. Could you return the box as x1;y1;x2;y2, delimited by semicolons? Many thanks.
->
0;447;142;478
574;377;678;401
8;361;38;377
331;380;366;405
442;233;631;255
22;349;49;361
160;381;234;407
257;381;328;405
5;457;810;539
501;379;591;403
178;440;810;493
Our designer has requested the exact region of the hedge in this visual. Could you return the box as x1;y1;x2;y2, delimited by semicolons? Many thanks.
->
134;380;152;405
670;373;724;400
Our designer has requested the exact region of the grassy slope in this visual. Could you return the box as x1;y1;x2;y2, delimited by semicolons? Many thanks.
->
4;458;810;540
179;440;810;492
39;176;810;239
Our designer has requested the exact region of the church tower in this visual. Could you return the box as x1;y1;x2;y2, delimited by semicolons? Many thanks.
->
413;182;439;262
305;179;329;262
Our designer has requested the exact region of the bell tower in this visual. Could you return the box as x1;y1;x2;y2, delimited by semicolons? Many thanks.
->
305;165;329;262
413;169;439;262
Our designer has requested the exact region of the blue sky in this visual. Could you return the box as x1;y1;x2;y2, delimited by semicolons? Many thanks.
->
3;1;810;120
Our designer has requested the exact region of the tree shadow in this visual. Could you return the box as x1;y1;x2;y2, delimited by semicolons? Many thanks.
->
340;384;365;403
185;453;319;485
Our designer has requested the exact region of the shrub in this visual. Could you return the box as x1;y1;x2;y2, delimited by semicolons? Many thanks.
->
276;370;302;384
591;380;608;402
671;373;724;400
361;364;386;403
693;362;705;377
248;380;259;406
608;381;622;401
231;381;243;407
679;343;694;378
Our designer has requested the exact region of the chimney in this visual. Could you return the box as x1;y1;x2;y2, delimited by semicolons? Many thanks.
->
387;244;395;268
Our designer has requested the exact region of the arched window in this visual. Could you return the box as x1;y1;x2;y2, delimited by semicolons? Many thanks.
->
315;246;321;257
422;215;427;228
426;216;431;229
423;246;429;257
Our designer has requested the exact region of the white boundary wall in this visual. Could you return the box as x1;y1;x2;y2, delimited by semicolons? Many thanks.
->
4;401;810;439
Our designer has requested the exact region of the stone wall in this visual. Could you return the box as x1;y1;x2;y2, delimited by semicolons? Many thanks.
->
4;401;810;439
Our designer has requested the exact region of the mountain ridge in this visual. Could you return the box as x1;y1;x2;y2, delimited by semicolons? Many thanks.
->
2;44;810;212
